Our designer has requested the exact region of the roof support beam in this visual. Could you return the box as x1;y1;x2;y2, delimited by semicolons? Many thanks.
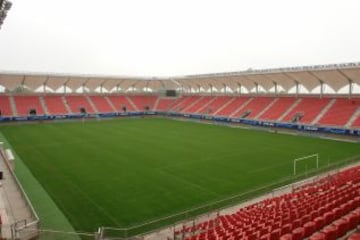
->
337;69;354;99
184;84;189;94
159;80;166;90
273;81;278;96
282;72;300;96
307;71;324;98
115;79;126;93
130;80;141;92
223;83;227;95
99;79;106;94
295;81;299;98
320;81;324;98
44;76;49;93
170;78;181;88
21;75;26;90
63;77;71;94
131;83;136;93
83;78;91;94
237;82;242;95
349;80;353;98
145;80;150;93
183;84;189;94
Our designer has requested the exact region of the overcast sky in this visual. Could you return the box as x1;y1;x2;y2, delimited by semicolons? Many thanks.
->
0;0;359;77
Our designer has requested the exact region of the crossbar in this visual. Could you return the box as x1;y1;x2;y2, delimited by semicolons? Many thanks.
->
293;153;319;175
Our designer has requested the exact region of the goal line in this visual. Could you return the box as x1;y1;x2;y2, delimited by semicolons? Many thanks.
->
293;153;319;175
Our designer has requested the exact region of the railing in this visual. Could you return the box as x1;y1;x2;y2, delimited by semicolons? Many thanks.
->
0;224;97;240
0;149;40;239
98;155;360;240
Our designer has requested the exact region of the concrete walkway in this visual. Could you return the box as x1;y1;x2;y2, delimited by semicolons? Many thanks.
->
0;151;38;239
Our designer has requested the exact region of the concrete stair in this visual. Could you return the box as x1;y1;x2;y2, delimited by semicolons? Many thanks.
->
61;96;72;114
255;98;279;120
105;96;117;112
196;97;217;114
212;97;235;115
153;97;160;111
125;96;139;111
86;96;98;113
39;96;49;115
229;98;253;117
312;98;336;125
346;107;360;128
182;96;204;112
0;152;37;239
278;98;302;121
9;96;18;117
169;97;187;111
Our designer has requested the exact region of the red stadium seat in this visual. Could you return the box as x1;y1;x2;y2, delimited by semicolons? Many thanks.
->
280;233;293;240
309;232;326;240
292;227;304;240
303;221;316;237
179;159;360;240
348;233;360;240
321;225;337;240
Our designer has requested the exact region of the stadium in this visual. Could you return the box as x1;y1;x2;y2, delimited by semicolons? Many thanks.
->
1;1;360;240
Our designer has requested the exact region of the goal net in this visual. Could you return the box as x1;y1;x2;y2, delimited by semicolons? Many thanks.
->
293;153;319;175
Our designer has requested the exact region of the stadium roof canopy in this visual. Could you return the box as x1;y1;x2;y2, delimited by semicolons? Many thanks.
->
1;62;360;94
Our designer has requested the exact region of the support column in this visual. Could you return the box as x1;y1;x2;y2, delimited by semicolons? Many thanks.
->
43;76;48;93
349;80;353;99
21;75;26;91
274;82;278;96
132;84;136;93
295;81;299;98
255;82;259;95
320;81;324;99
237;83;242;95
223;83;227;95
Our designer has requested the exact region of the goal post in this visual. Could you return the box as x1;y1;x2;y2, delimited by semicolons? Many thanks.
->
293;153;319;175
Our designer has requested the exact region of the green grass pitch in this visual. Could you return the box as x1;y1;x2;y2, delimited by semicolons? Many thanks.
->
1;118;360;233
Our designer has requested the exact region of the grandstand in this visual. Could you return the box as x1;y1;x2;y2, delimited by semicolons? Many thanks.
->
0;63;360;130
0;62;360;240
176;165;360;240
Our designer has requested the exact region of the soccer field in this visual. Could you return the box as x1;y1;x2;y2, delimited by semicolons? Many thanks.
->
1;118;360;234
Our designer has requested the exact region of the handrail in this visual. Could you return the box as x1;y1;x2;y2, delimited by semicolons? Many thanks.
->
0;150;40;223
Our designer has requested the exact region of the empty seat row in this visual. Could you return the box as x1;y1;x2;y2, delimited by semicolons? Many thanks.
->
0;95;360;128
178;166;360;240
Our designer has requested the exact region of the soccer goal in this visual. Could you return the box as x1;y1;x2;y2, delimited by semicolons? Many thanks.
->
293;153;319;175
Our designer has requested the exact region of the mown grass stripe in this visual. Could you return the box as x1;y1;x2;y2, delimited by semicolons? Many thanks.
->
0;132;81;240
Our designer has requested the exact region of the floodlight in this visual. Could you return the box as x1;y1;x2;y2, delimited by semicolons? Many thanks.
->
0;10;6;18
4;1;11;10
0;0;11;29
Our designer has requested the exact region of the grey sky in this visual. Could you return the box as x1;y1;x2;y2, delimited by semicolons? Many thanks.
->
0;0;359;77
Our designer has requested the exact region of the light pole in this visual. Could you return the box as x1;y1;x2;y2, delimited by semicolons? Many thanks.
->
0;0;12;30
